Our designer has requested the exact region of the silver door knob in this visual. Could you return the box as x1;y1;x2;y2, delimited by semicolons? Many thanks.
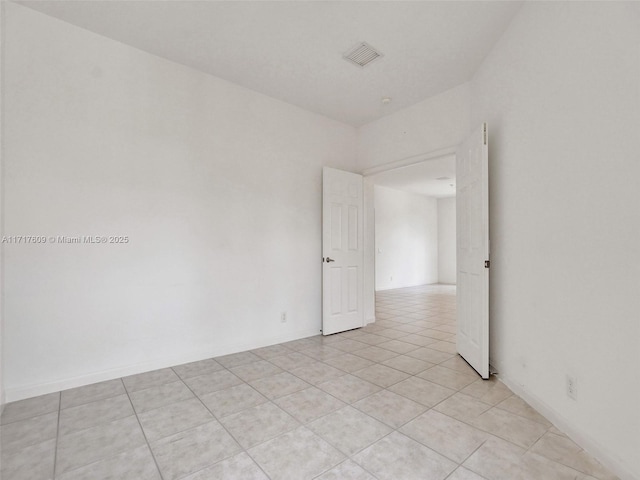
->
325;257;335;263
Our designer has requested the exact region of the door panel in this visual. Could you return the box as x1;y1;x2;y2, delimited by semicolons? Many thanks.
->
323;167;364;335
456;123;490;379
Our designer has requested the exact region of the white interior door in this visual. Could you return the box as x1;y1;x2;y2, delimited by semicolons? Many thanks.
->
322;167;364;335
457;123;490;379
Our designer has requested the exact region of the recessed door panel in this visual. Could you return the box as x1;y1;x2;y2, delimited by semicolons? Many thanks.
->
331;204;342;251
348;205;358;251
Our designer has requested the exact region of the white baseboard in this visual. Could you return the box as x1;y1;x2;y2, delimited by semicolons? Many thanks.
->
495;370;638;480
5;327;321;403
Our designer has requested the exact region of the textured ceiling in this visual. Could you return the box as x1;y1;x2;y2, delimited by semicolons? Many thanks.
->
17;0;522;126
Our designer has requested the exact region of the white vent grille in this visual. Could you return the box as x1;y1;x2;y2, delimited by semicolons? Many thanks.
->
343;42;383;68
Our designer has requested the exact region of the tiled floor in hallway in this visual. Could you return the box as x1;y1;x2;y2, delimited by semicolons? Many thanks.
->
1;284;618;480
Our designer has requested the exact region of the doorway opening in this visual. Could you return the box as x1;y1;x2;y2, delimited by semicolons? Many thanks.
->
366;152;457;297
364;153;459;370
364;148;456;356
360;124;489;379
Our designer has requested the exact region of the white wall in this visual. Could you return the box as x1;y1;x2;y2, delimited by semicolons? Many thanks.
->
358;83;470;171
3;3;357;401
437;197;456;284
374;186;438;291
470;3;640;479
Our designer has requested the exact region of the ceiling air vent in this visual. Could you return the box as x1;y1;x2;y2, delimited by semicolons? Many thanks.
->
343;42;383;68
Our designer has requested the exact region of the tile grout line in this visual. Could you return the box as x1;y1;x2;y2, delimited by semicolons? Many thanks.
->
174;366;274;480
521;428;598;478
426;391;552;454
276;361;462;474
360;299;555;469
52;391;62;479
444;439;491;480
188;352;399;477
360;302;524;470
121;377;166;480
125;378;197;416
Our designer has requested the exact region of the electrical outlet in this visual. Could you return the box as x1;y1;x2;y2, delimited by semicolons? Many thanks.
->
281;312;287;323
566;375;577;400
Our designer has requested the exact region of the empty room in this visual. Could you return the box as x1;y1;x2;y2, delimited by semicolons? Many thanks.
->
1;1;639;480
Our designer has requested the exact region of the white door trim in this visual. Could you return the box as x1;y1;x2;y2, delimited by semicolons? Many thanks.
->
361;145;458;177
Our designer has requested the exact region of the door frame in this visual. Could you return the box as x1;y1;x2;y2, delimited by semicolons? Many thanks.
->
361;144;458;326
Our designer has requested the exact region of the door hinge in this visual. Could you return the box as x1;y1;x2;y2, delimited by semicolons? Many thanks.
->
485;260;490;268
483;124;487;145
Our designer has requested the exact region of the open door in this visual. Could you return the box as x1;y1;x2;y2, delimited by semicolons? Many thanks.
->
457;123;490;379
322;167;364;335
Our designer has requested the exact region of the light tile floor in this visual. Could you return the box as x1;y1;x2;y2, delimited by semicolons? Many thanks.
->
0;284;618;480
